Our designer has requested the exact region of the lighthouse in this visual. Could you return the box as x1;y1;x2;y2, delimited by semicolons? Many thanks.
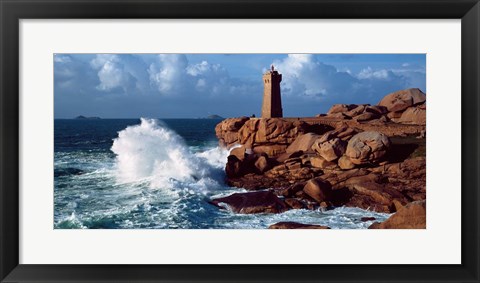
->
261;65;283;118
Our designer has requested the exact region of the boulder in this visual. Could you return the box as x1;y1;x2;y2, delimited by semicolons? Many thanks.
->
345;105;367;117
310;156;337;169
275;183;305;198
349;182;395;205
369;200;426;229
210;191;287;214
338;155;355;170
397;106;426;125
354;112;379;122
284;198;306;209
303;178;333;203
365;105;388;115
268;222;330;229
317;131;338;144
378;88;426;112
335;127;358;141
286;133;319;153
312;138;346;162
327;104;355;115
345;131;391;165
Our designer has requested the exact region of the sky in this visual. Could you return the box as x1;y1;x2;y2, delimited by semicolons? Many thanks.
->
54;54;426;118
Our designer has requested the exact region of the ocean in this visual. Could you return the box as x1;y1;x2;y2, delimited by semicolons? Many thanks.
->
54;118;390;229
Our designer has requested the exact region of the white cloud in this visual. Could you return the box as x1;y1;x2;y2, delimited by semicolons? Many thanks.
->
90;55;136;92
54;54;72;63
148;54;188;94
273;54;357;98
147;55;233;95
270;54;425;107
54;54;426;118
357;67;391;80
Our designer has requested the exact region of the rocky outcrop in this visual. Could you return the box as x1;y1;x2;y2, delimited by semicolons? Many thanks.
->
210;191;287;214
268;222;330;229
369;200;426;229
319;88;427;127
215;116;250;147
212;88;427;225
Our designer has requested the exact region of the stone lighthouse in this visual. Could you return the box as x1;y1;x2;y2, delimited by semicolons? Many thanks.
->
261;65;283;118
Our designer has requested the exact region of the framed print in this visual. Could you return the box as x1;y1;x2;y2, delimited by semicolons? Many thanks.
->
1;0;479;282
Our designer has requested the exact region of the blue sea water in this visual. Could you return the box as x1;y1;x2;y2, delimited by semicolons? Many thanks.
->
54;118;389;229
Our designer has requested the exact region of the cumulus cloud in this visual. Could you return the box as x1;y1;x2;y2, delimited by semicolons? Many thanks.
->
271;54;425;107
146;55;234;96
357;67;392;79
148;54;188;94
54;53;425;118
90;55;137;92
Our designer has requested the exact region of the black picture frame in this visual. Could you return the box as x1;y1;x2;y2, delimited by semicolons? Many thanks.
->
1;0;479;282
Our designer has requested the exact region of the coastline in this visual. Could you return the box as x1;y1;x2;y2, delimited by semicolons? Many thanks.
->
211;88;427;229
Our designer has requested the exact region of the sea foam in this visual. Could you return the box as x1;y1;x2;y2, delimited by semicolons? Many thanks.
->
111;118;228;190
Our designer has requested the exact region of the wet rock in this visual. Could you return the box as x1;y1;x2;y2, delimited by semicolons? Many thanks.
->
303;178;333;203
230;146;246;161
210;191;287;214
225;155;246;178
369;200;426;229
284;198;306;209
268;222;330;229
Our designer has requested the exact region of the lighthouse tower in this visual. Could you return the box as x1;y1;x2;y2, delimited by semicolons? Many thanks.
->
261;65;283;118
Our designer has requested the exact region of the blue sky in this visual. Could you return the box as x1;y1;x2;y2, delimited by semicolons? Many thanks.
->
54;54;426;118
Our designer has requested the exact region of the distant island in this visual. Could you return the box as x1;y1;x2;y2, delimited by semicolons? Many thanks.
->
74;115;101;120
205;114;224;119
